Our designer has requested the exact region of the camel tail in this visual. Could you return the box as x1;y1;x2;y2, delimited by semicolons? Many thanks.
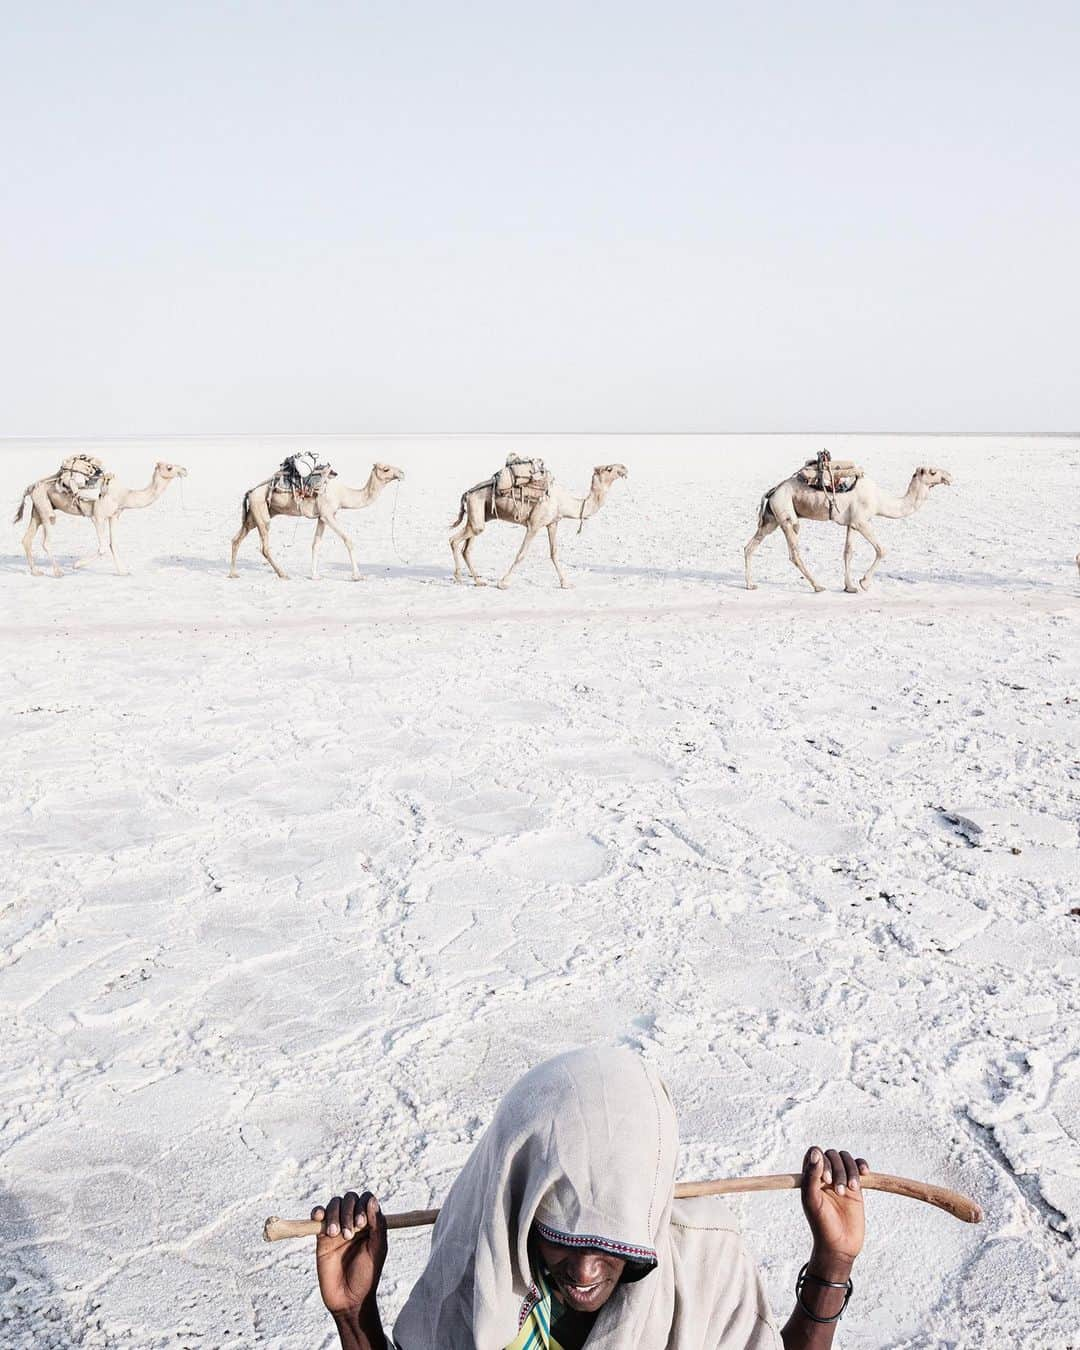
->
756;491;773;528
13;485;34;524
449;493;467;530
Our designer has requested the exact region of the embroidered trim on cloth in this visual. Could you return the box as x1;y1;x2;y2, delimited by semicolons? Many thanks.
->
511;1269;564;1350
533;1220;657;1266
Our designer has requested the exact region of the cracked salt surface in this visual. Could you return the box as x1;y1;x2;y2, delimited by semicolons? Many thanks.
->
1;434;1078;1347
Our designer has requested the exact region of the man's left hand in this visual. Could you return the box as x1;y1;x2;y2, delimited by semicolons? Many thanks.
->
799;1146;869;1275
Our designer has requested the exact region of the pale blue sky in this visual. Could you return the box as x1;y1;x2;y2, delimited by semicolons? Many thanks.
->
3;2;1077;433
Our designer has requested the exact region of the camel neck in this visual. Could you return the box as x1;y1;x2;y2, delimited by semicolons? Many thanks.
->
343;475;388;508
126;476;168;509
876;476;927;519
579;482;607;520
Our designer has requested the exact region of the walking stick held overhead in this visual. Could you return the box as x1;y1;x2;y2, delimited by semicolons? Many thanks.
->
263;1169;983;1242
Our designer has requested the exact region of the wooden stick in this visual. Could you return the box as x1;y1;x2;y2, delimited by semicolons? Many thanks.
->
262;1170;982;1242
671;1172;982;1223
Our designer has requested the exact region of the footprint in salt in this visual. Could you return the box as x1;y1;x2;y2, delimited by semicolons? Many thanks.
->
484;828;609;885
543;745;676;782
439;788;546;837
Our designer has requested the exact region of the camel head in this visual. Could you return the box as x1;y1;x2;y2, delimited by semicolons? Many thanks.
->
915;465;953;489
591;463;629;488
373;462;406;483
154;461;188;480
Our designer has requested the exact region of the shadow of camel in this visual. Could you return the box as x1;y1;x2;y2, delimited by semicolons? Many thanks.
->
0;1183;87;1346
149;554;452;581
575;561;746;587
150;553;263;575
0;551;87;576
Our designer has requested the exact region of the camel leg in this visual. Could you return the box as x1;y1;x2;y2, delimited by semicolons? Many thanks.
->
229;514;254;578
451;526;487;585
498;524;540;590
320;512;362;581
449;526;467;582
74;514;110;570
853;520;886;590
311;519;326;579
778;517;824;592
743;517;778;590
547;522;572;589
462;534;487;585
21;510;44;575
107;516;129;575
450;526;484;585
36;512;64;578
256;519;289;579
842;525;859;593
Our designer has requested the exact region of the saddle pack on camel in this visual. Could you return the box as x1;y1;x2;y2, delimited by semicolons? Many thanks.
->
491;454;552;505
272;453;337;499
57;455;109;507
796;450;863;493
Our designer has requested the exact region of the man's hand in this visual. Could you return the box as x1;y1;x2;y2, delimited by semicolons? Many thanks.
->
312;1191;388;1315
799;1146;868;1275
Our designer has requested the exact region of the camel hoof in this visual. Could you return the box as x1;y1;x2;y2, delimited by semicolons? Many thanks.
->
559;582;575;590
844;584;858;594
859;578;872;591
352;575;367;582
812;585;826;593
745;582;757;591
497;580;510;590
51;569;62;578
474;579;489;588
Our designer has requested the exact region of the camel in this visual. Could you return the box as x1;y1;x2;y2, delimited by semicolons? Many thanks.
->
744;464;953;593
449;463;628;589
229;461;405;580
15;460;188;576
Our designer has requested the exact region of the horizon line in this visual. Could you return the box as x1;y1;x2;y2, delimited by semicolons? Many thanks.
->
1;430;1077;442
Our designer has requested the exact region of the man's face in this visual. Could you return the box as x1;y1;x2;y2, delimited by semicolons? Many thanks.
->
534;1234;627;1314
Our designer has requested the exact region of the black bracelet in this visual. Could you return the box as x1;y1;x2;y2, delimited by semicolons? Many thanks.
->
795;1262;853;1324
799;1262;852;1290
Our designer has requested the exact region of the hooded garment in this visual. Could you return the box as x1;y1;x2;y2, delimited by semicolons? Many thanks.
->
392;1047;781;1349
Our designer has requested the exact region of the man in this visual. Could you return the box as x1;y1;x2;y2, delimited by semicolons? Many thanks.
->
313;1047;869;1348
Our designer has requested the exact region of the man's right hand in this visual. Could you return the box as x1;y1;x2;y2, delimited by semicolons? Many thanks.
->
312;1191;388;1314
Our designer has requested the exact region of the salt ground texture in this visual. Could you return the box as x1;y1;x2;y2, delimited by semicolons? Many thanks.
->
1;434;1078;1349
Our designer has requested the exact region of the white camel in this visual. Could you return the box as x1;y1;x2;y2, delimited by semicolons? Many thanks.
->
449;463;628;589
229;461;405;580
15;460;188;576
744;464;953;593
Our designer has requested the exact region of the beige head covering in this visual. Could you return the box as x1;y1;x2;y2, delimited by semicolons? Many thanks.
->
392;1047;780;1349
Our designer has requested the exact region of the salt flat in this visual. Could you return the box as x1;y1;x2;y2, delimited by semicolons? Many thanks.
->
1;435;1078;1348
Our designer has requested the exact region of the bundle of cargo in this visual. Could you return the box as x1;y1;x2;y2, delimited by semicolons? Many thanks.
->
796;451;863;492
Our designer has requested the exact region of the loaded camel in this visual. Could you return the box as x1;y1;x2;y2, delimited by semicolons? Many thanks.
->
744;463;953;593
449;462;628;589
15;460;188;577
229;461;405;580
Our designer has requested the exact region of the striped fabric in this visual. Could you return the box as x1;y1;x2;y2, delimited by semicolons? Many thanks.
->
506;1269;567;1350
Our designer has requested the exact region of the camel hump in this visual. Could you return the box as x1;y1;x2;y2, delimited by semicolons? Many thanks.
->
492;455;552;502
796;453;863;491
273;454;337;499
57;454;107;501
